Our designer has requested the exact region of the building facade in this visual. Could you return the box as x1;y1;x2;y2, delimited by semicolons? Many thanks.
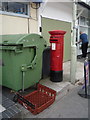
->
0;2;38;35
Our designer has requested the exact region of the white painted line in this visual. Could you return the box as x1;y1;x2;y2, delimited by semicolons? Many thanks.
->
0;104;6;113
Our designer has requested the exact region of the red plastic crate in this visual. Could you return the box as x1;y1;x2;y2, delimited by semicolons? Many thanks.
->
18;84;56;114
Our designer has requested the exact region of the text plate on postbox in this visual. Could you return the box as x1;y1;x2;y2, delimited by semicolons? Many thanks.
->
52;43;56;50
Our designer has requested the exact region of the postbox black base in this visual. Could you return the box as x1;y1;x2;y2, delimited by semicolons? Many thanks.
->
50;70;63;82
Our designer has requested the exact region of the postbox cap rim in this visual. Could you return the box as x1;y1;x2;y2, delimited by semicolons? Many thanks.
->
49;30;66;35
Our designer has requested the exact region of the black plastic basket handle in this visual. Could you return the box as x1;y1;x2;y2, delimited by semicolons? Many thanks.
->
17;94;35;109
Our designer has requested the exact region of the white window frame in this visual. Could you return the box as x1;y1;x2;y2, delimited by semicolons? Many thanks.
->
0;2;30;18
79;16;90;27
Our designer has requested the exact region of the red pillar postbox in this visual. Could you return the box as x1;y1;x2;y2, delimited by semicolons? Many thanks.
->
49;30;66;82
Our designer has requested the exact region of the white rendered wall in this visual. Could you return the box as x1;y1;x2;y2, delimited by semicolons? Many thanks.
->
40;2;73;23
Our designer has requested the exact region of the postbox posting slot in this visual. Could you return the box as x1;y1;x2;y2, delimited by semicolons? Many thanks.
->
50;40;58;41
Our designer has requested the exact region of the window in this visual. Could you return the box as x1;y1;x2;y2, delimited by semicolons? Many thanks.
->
80;16;90;26
0;2;29;17
80;16;85;25
86;18;90;26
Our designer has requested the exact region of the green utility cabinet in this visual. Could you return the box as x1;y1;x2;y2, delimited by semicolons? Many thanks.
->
0;34;46;91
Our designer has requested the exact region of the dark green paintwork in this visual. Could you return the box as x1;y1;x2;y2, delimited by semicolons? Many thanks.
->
0;34;47;91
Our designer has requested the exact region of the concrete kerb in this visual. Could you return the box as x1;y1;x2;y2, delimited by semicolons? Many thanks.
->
40;60;84;100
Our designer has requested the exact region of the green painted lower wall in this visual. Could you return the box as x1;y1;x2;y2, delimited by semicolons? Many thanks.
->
41;17;71;61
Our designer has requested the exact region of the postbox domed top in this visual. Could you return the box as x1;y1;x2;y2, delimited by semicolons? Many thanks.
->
49;30;66;35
